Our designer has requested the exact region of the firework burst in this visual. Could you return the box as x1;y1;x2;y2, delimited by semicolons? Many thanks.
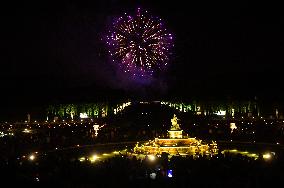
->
106;8;173;77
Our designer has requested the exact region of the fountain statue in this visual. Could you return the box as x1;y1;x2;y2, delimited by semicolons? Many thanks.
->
170;114;181;130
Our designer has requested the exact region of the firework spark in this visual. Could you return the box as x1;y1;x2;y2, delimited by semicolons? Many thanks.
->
106;8;173;77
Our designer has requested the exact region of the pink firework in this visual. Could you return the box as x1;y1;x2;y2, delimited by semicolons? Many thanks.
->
106;8;173;77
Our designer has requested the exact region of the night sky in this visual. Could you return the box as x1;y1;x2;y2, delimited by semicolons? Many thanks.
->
1;1;283;119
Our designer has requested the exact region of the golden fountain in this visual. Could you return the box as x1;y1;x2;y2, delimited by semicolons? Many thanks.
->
134;114;218;156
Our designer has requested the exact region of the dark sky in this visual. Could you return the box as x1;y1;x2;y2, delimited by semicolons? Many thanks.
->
0;1;283;119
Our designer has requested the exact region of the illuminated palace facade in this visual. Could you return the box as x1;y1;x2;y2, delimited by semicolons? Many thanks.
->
134;115;218;156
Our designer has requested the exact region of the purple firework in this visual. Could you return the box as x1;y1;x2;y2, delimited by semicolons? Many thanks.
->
106;8;173;77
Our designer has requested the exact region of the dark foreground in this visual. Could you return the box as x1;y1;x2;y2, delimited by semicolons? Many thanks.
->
1;150;284;188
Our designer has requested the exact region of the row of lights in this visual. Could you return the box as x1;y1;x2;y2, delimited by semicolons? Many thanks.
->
222;149;274;160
